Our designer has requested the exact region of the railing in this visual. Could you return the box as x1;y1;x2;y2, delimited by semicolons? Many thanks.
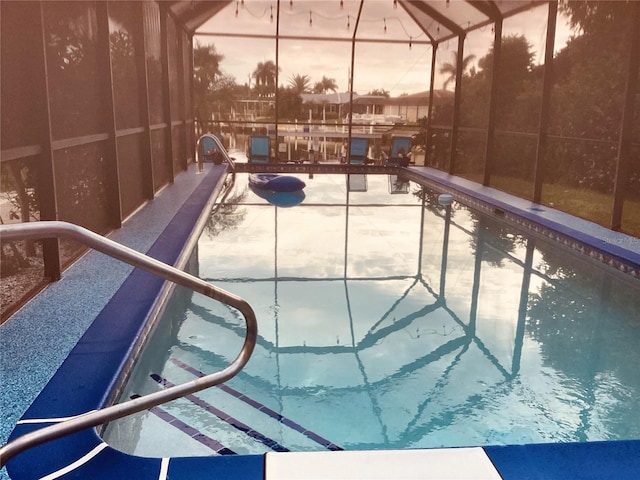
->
197;133;236;172
0;221;258;468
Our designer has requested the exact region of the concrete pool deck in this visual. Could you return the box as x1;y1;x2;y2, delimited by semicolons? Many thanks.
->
1;163;639;479
0;163;223;479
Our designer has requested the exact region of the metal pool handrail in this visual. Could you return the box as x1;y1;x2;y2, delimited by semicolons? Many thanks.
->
0;221;258;468
197;133;236;172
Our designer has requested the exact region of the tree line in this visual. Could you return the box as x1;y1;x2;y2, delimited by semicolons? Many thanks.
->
195;1;638;200
194;47;344;122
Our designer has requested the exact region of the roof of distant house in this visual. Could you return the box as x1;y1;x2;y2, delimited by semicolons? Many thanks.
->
300;90;453;106
300;92;353;104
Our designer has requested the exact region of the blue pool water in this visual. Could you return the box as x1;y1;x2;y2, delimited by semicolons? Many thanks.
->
103;173;640;458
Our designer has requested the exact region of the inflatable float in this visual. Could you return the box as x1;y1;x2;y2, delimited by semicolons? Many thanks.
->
248;173;306;192
248;184;306;207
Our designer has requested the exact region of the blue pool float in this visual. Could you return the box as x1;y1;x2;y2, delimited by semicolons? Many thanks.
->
248;173;306;192
249;184;306;207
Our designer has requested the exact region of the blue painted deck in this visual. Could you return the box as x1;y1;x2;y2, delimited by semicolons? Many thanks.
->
2;164;639;479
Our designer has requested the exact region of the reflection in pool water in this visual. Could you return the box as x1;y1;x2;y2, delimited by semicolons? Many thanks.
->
248;183;305;208
104;174;640;458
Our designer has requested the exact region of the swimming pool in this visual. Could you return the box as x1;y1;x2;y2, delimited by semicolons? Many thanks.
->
103;173;640;458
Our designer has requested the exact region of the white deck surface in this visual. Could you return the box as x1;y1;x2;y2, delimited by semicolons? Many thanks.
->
266;448;502;480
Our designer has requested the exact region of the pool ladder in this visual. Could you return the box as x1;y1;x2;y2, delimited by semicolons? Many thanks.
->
0;221;258;468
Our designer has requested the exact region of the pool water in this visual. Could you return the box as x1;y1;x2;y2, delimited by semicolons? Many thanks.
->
103;173;640;458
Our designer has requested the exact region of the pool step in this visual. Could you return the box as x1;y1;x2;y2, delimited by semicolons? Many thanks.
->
170;358;343;451
147;358;342;455
130;394;237;455
150;373;290;453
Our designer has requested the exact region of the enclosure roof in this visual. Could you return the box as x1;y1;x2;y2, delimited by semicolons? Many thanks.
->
167;0;548;44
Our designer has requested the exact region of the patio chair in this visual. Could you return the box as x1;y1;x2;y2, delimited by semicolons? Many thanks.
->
348;137;369;164
386;136;412;167
249;135;271;164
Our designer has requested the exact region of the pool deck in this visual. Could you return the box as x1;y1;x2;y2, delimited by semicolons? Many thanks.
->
1;163;639;479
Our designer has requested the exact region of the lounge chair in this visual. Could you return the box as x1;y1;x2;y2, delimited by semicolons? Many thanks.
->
197;133;224;164
249;136;270;164
386;136;412;167
348;137;369;164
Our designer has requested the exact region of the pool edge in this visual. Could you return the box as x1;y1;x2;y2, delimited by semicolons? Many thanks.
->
404;166;640;278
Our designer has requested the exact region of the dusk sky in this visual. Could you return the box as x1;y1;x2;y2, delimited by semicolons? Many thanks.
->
195;1;573;97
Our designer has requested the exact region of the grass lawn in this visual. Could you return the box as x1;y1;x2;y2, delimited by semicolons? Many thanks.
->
456;173;640;238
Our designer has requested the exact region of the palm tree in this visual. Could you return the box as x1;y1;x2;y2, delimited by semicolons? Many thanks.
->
193;42;224;88
439;52;476;90
288;74;311;95
193;42;225;127
320;76;338;93
252;60;279;97
312;76;339;94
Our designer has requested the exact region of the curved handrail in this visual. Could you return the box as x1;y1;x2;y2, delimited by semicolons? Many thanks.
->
197;133;236;172
0;221;257;467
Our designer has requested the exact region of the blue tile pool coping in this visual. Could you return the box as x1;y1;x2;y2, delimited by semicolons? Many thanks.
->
2;164;640;479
